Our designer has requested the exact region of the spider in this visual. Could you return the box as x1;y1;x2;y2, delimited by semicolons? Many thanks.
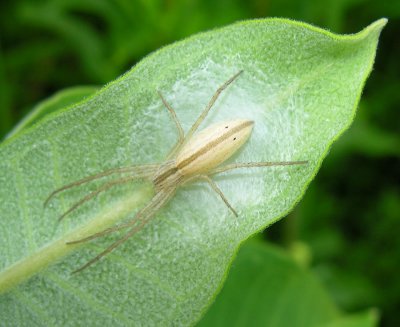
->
45;71;307;273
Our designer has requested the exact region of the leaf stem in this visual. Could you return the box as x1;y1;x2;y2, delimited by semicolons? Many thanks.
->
0;184;153;295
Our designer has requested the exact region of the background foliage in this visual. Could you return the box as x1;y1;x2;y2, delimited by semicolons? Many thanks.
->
0;0;398;326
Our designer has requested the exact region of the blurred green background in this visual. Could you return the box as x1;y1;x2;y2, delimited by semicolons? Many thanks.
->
1;0;399;326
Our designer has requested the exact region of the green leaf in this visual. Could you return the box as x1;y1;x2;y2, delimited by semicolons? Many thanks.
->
5;86;99;140
324;310;379;327
198;240;379;327
198;240;340;326
0;18;386;326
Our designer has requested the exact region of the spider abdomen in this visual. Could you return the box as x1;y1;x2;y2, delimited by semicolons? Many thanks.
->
176;119;254;176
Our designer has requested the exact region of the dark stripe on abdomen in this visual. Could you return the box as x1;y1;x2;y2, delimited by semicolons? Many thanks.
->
177;120;252;170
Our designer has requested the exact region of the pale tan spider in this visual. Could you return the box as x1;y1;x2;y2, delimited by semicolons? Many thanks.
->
45;71;307;273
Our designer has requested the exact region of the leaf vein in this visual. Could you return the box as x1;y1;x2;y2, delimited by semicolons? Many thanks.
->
86;242;182;301
12;161;36;251
45;272;132;325
11;289;56;327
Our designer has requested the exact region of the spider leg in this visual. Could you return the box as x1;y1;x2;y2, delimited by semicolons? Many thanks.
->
157;90;184;141
67;187;173;244
67;220;137;245
44;164;159;207
71;225;146;274
157;90;185;159
185;70;243;142
183;175;238;217
209;161;308;175
70;187;176;273
156;71;243;159
57;175;139;221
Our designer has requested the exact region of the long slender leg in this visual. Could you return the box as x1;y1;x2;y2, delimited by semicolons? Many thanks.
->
209;161;308;175
185;71;243;142
72;224;143;274
200;175;238;217
157;91;185;160
67;220;137;245
157;90;184;142
58;175;139;221
70;187;176;273
166;139;184;161
44;164;159;207
66;188;174;244
183;175;238;217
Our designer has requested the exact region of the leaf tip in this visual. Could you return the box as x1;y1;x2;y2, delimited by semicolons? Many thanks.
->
367;18;388;33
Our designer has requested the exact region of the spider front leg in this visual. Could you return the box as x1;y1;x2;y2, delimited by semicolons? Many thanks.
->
185;70;243;142
57;175;137;221
45;164;160;221
158;70;243;159
44;164;159;207
157;90;185;159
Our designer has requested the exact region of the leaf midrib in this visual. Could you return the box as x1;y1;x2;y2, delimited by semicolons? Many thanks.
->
0;184;153;295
